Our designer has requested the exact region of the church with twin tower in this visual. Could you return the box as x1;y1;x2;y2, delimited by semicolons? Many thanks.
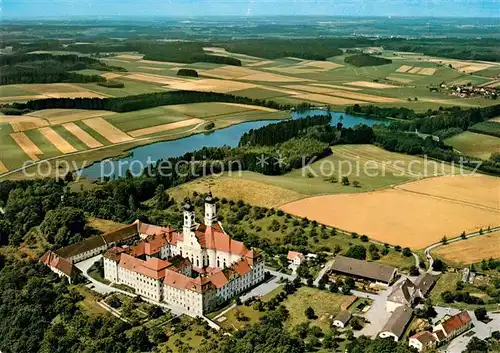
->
102;193;265;315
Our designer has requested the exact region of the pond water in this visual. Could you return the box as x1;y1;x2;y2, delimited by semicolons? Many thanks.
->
81;109;388;179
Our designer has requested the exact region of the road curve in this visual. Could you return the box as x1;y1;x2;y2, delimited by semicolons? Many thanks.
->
424;226;500;272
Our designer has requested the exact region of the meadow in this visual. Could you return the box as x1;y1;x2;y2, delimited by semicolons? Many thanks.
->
169;144;460;207
445;131;500;160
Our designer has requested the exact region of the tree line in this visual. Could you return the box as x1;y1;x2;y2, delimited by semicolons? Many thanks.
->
1;91;293;115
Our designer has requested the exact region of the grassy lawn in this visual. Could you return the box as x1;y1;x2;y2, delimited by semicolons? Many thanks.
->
72;285;108;316
216;286;354;334
445;131;500;160
157;316;218;353
283;287;351;331
375;250;415;271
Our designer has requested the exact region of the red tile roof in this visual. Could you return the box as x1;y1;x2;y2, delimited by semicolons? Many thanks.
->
119;253;166;280
40;251;77;277
411;331;437;344
143;257;171;271
287;250;304;261
195;223;248;256
441;311;472;336
103;246;126;262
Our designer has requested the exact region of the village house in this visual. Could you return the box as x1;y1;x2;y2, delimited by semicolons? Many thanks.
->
432;311;473;344
330;255;398;286
409;331;437;352
102;194;265;316
287;250;305;266
378;305;414;342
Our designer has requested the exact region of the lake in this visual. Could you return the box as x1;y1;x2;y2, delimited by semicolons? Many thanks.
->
81;109;388;179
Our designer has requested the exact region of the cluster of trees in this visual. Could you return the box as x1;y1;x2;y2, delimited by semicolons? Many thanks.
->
441;290;484;305
344;53;392;67
0;259;153;353
2;90;293;114
239;115;331;147
177;68;199;77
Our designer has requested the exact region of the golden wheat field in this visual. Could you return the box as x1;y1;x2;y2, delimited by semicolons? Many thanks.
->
280;175;500;248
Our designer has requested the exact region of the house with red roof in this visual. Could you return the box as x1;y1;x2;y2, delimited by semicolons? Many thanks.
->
432;311;473;343
102;193;265;316
40;250;80;283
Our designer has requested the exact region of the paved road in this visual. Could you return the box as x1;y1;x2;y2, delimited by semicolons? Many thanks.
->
314;259;334;286
424;226;500;272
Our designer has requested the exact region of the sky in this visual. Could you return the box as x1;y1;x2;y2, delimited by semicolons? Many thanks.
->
2;0;500;19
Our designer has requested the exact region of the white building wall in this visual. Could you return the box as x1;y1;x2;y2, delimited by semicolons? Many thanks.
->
379;331;399;341
408;338;423;352
103;258;119;282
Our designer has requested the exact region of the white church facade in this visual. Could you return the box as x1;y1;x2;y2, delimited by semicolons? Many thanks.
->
102;194;265;316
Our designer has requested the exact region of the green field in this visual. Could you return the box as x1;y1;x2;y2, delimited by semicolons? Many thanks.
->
170;144;458;208
445;131;500;160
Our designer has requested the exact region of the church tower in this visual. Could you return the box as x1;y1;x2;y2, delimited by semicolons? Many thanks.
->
183;201;196;235
204;192;217;226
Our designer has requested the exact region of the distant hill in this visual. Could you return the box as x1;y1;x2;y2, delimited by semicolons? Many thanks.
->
344;54;392;67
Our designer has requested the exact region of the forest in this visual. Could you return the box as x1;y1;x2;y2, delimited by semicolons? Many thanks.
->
1;90;295;114
344;53;392;67
0;53;124;85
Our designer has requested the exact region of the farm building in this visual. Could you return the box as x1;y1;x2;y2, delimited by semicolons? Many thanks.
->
330;255;398;285
379;305;414;342
332;310;352;328
414;272;439;297
386;278;419;312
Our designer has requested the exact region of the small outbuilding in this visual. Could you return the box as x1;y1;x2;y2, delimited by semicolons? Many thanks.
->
332;310;352;328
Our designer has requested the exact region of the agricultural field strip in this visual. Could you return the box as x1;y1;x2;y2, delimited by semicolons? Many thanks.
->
38;127;78;154
283;85;401;103
62;123;104;149
127;118;205;138
345;81;398;89
291;93;366;105
83;118;134;143
394;183;498;212
0;161;8;174
10;132;43;161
